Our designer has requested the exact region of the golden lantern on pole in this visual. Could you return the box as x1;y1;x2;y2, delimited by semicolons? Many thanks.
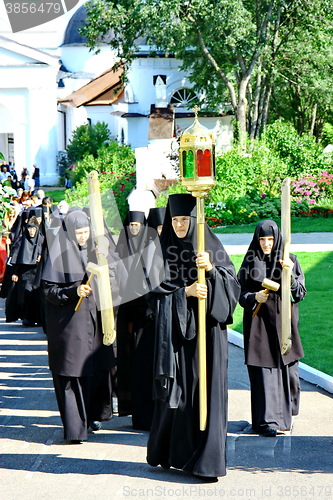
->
179;106;216;431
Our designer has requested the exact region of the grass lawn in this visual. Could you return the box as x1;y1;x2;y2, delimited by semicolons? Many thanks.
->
44;189;67;204
214;217;333;233
229;251;333;377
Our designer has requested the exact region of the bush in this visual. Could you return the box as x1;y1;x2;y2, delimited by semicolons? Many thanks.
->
155;182;188;207
291;171;333;206
66;122;111;165
68;141;135;186
321;123;333;148
65;142;136;229
263;120;329;177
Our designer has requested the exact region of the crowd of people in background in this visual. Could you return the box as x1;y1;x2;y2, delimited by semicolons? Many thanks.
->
0;160;40;196
0;168;306;482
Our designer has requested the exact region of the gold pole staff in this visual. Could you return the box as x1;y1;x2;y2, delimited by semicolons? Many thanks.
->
281;177;292;355
88;170;116;346
179;106;216;431
3;210;10;256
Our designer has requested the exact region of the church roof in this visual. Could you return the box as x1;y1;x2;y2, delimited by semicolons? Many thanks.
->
62;5;89;46
59;67;124;107
62;4;115;46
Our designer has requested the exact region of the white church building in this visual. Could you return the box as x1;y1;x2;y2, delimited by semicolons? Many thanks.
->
0;1;233;190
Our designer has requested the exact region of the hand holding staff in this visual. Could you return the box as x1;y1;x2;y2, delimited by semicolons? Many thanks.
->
75;262;103;312
252;278;280;318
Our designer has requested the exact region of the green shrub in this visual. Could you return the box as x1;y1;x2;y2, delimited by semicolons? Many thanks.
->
321;123;333;148
68;140;135;186
66;122;111;165
263;120;329;177
155;182;187;207
65;142;136;229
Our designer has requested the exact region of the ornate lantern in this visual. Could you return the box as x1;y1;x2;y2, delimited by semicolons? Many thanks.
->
178;107;216;431
179;106;216;197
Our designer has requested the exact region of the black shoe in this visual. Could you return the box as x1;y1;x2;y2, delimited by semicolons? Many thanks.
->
263;427;277;437
22;319;34;327
69;440;83;444
90;421;102;431
193;474;218;483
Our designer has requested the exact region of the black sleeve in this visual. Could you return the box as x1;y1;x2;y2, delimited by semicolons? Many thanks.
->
206;266;241;324
290;254;306;303
237;266;257;310
42;280;80;306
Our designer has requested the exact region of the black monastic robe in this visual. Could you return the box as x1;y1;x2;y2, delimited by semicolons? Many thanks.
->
146;194;240;479
238;220;306;433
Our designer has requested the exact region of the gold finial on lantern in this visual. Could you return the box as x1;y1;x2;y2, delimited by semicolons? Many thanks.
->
179;106;216;197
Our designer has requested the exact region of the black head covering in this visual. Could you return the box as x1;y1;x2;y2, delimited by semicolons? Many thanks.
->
127;210;146;224
116;209;164;302
159;193;235;287
42;210;95;283
238;219;283;285
116;210;148;256
147;207;166;230
9;209;29;244
11;220;44;266
28;206;43;219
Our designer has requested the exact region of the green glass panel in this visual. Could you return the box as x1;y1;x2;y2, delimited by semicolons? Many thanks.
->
184;150;194;178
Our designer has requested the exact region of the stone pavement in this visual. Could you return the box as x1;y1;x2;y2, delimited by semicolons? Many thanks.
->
1;293;332;500
217;232;333;255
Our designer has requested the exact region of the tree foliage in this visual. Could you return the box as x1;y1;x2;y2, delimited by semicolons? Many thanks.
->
66;121;111;164
82;0;333;146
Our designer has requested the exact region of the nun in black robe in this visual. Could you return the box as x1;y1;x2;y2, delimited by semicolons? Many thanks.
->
0;209;30;299
115;210;164;430
42;210;124;442
237;220;306;437
147;206;166;236
146;194;240;480
5;215;44;325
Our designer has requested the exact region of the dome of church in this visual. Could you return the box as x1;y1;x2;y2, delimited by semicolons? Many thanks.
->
62;4;118;46
62;5;89;46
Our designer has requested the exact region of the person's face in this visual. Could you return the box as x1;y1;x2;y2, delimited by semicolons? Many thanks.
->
157;224;163;235
259;236;274;255
172;216;190;238
28;226;37;238
129;222;142;235
75;226;90;246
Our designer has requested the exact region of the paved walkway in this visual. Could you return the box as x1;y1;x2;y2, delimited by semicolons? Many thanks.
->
1;293;332;500
217;232;333;255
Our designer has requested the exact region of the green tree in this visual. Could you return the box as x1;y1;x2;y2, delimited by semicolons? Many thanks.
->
265;2;333;138
66;122;111;164
82;0;333;148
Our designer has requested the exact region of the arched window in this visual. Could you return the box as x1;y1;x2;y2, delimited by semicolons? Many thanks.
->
170;88;197;108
